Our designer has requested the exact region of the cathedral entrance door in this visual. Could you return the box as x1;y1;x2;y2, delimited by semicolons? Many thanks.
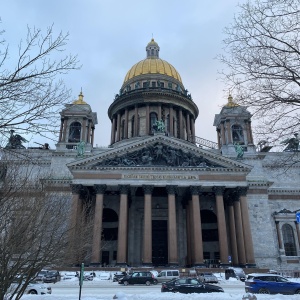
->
152;220;168;266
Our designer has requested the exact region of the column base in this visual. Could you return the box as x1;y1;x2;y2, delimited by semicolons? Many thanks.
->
168;262;179;267
219;263;232;268
245;263;256;268
192;263;206;268
142;262;153;267
90;262;102;267
115;262;128;267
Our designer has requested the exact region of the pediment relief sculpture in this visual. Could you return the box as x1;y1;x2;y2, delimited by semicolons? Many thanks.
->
92;142;224;168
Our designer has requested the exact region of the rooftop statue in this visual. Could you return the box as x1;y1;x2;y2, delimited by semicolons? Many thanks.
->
5;130;27;149
280;133;299;152
234;142;244;159
77;141;85;157
152;120;165;133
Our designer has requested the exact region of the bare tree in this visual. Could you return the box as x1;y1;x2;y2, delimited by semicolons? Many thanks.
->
218;0;300;146
0;158;71;300
0;22;79;147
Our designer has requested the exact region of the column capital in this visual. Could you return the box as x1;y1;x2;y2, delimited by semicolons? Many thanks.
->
166;185;177;195
70;184;82;195
213;186;225;196
118;184;130;194
94;184;107;194
190;185;201;196
143;185;154;195
237;186;248;197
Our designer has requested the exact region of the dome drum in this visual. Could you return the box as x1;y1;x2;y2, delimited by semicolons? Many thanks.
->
120;74;185;96
109;88;198;120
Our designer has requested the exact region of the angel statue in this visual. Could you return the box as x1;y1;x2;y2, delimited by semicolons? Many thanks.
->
5;130;27;149
152;120;165;133
280;133;299;152
234;143;244;159
76;141;86;157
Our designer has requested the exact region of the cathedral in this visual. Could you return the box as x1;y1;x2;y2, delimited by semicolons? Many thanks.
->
4;39;300;271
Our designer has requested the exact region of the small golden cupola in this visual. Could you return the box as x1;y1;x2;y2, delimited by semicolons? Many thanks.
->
73;91;87;105
56;90;98;152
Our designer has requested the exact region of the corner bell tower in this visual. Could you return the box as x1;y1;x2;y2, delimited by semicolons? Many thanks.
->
213;95;255;155
56;91;98;151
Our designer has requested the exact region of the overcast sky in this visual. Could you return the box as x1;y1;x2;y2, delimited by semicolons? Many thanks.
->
1;0;244;148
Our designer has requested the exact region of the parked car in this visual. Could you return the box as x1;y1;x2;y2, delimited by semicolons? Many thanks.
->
155;270;180;283
113;271;127;282
118;271;158;286
245;273;300;295
161;277;224;294
34;270;48;282
225;267;246;281
7;280;52;295
43;270;61;283
198;272;218;283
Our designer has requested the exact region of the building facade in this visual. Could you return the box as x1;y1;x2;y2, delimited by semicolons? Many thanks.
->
2;39;300;271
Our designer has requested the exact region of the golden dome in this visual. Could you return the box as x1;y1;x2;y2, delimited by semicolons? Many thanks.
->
123;38;183;85
123;58;182;84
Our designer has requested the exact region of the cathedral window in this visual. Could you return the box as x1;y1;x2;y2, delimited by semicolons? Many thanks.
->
150;112;158;133
121;119;125;140
232;124;244;144
166;114;170;133
282;224;297;256
68;121;81;143
131;116;135;137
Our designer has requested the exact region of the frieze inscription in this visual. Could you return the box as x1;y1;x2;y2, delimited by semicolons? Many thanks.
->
123;174;198;180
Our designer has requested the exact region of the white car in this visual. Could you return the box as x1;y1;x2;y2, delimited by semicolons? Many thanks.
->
7;281;52;295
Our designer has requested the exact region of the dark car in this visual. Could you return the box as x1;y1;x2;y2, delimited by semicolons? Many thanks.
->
118;271;157;286
43;270;61;283
198;272;218;283
113;271;127;282
161;278;224;294
225;267;246;281
245;273;300;295
35;270;48;282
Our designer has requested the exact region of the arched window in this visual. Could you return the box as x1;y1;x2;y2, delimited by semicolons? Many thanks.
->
282;224;297;256
68;122;81;143
150;112;158;133
121;119;125;140
131;116;135;137
165;114;170;134
102;208;118;241
232;124;244;144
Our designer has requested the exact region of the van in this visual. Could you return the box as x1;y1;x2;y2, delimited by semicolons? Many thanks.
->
225;267;246;282
155;270;180;283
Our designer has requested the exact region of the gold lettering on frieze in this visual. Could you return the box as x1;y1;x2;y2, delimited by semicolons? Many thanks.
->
122;174;197;180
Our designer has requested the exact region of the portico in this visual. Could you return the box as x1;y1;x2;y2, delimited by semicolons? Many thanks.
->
67;137;255;268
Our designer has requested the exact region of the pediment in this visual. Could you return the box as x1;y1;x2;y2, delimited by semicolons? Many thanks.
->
67;135;251;172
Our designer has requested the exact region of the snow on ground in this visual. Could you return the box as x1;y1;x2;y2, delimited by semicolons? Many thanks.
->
17;272;300;300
